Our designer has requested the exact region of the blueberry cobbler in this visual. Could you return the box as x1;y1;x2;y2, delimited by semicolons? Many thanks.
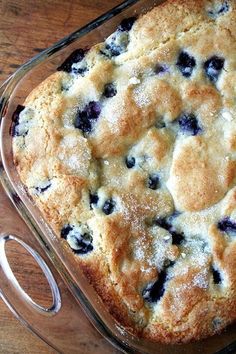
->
12;0;236;344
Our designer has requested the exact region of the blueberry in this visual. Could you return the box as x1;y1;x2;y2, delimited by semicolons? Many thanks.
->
102;199;115;215
211;266;222;284
154;64;169;75
104;43;123;57
217;1;229;15
155;217;171;230
35;181;51;194
11;105;26;137
142;270;167;303
208;1;229;18
178;113;202;136
61;224;93;254
74;101;101;134
100;16;134;58
118;17;137;32
176;51;196;78
155;217;184;245
125;156;135;169
73;232;93;254
99;49;110;58
170;230;185;245
57;49;86;73
86;101;101;119
103;83;117;98
103;29;129;58
204;56;224;83
217;217;236;235
61;224;73;239
89;193;99;209
74;111;92;133
148;174;160;190
71;66;88;76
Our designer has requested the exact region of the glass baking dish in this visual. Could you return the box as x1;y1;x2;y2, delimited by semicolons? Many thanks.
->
0;0;235;352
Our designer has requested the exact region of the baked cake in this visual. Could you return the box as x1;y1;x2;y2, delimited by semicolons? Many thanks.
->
12;0;236;344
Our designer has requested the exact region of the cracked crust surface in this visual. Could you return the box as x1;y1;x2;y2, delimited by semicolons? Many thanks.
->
13;0;236;344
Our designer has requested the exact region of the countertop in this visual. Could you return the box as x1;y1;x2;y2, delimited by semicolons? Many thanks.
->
0;1;121;353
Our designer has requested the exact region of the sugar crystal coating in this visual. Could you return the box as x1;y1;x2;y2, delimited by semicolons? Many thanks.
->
12;1;236;344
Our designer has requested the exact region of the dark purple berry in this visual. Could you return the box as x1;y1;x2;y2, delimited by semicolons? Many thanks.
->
73;233;93;254
155;217;184;245
89;193;99;209
154;64;169;75
104;43;123;57
11;105;26;137
125;156;135;169
74;112;92;133
57;49;86;73
102;199;115;215
217;217;236;235
217;1;229;14
35;181;51;194
103;28;129;58
148;174;160;190
86;101;101;119
99;49;110;58
204;56;225;83
74;101;101;134
103;83;117;98
72;66;88;76
176;51;196;78
61;224;93;254
118;17;137;32
142;270;167;303
178;113;202;136
61;224;73;239
170;230;185;245
208;1;229;18
155;217;171;230
211;266;222;284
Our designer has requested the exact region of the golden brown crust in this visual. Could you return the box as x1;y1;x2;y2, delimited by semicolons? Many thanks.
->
13;0;236;344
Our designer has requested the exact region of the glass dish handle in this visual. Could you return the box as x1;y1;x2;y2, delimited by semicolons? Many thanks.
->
0;193;116;354
0;234;61;316
0;76;12;96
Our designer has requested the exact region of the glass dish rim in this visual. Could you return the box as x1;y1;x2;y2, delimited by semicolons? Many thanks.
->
0;0;139;98
0;0;236;353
